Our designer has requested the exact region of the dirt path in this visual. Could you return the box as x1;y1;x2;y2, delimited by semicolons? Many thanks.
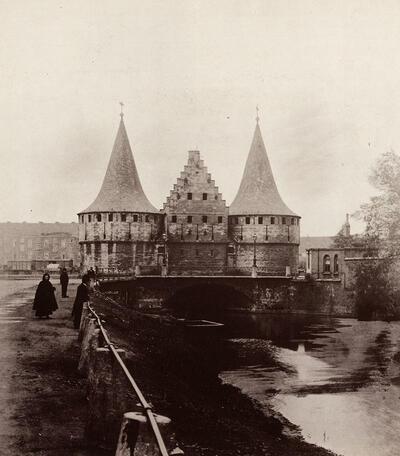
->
0;282;104;456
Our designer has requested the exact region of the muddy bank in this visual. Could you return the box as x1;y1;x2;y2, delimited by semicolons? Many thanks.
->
92;293;337;456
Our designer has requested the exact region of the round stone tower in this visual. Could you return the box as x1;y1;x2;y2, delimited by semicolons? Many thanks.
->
228;116;300;276
78;113;162;274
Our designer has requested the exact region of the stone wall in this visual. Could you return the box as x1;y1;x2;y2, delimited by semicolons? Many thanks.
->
227;243;299;276
163;150;229;275
80;240;161;273
79;213;163;243
227;215;300;275
167;242;227;275
292;280;354;316
228;215;300;244
79;213;163;273
100;276;356;317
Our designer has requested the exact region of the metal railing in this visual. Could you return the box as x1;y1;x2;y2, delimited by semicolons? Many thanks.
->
87;302;170;456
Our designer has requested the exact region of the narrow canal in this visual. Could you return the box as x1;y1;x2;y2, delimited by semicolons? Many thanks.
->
219;313;400;456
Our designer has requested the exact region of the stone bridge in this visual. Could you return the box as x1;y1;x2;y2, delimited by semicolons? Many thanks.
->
99;275;300;314
99;274;355;316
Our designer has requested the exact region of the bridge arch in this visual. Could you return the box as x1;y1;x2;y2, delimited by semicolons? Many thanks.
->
164;282;253;319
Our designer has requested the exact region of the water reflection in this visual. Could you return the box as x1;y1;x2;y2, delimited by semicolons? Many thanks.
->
220;314;400;456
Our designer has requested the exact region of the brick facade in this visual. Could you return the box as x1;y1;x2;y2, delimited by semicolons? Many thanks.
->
0;223;79;270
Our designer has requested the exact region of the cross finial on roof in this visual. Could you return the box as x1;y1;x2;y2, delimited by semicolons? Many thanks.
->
119;101;124;119
256;105;260;124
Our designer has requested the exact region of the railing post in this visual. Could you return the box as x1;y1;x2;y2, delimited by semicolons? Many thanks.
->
78;302;89;342
78;316;98;376
85;303;176;455
87;327;100;378
115;412;171;456
86;347;130;447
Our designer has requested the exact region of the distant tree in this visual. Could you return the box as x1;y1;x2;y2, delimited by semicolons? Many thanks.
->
353;258;398;320
357;150;400;254
332;230;355;248
352;150;400;319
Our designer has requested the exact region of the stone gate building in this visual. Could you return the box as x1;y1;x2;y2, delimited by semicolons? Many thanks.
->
79;111;300;276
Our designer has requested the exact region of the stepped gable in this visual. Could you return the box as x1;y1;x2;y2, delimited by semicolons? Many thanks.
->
163;150;227;213
81;117;158;214
230;122;297;216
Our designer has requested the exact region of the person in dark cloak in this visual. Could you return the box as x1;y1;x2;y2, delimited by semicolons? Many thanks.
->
72;274;90;329
87;267;96;280
60;268;69;298
33;273;58;319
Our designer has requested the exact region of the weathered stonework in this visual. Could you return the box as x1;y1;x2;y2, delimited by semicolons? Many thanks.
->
163;150;229;275
167;243;228;275
227;243;299;276
78;117;161;273
99;276;355;316
79;116;300;276
227;121;300;275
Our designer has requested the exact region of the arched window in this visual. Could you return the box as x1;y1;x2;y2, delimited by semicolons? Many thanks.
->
334;254;339;274
323;255;331;273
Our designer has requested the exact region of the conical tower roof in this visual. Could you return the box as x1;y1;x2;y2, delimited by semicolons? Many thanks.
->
80;116;158;214
230;121;297;216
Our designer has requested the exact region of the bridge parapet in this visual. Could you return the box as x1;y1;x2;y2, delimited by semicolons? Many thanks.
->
98;275;354;316
99;275;294;313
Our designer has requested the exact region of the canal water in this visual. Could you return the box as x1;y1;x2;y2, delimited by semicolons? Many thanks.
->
219;313;400;456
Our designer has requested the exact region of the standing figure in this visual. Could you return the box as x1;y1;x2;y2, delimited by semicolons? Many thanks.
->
72;274;90;329
33;273;58;319
87;267;96;280
60;268;69;298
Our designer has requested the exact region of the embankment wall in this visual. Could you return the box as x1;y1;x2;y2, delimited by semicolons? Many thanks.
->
100;277;356;317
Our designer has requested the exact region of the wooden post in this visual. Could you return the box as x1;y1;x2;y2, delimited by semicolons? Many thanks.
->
78;302;89;342
85;328;100;379
115;411;172;456
86;347;130;447
78;317;98;376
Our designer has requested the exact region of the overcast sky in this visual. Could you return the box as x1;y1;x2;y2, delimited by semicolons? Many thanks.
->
1;0;400;235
